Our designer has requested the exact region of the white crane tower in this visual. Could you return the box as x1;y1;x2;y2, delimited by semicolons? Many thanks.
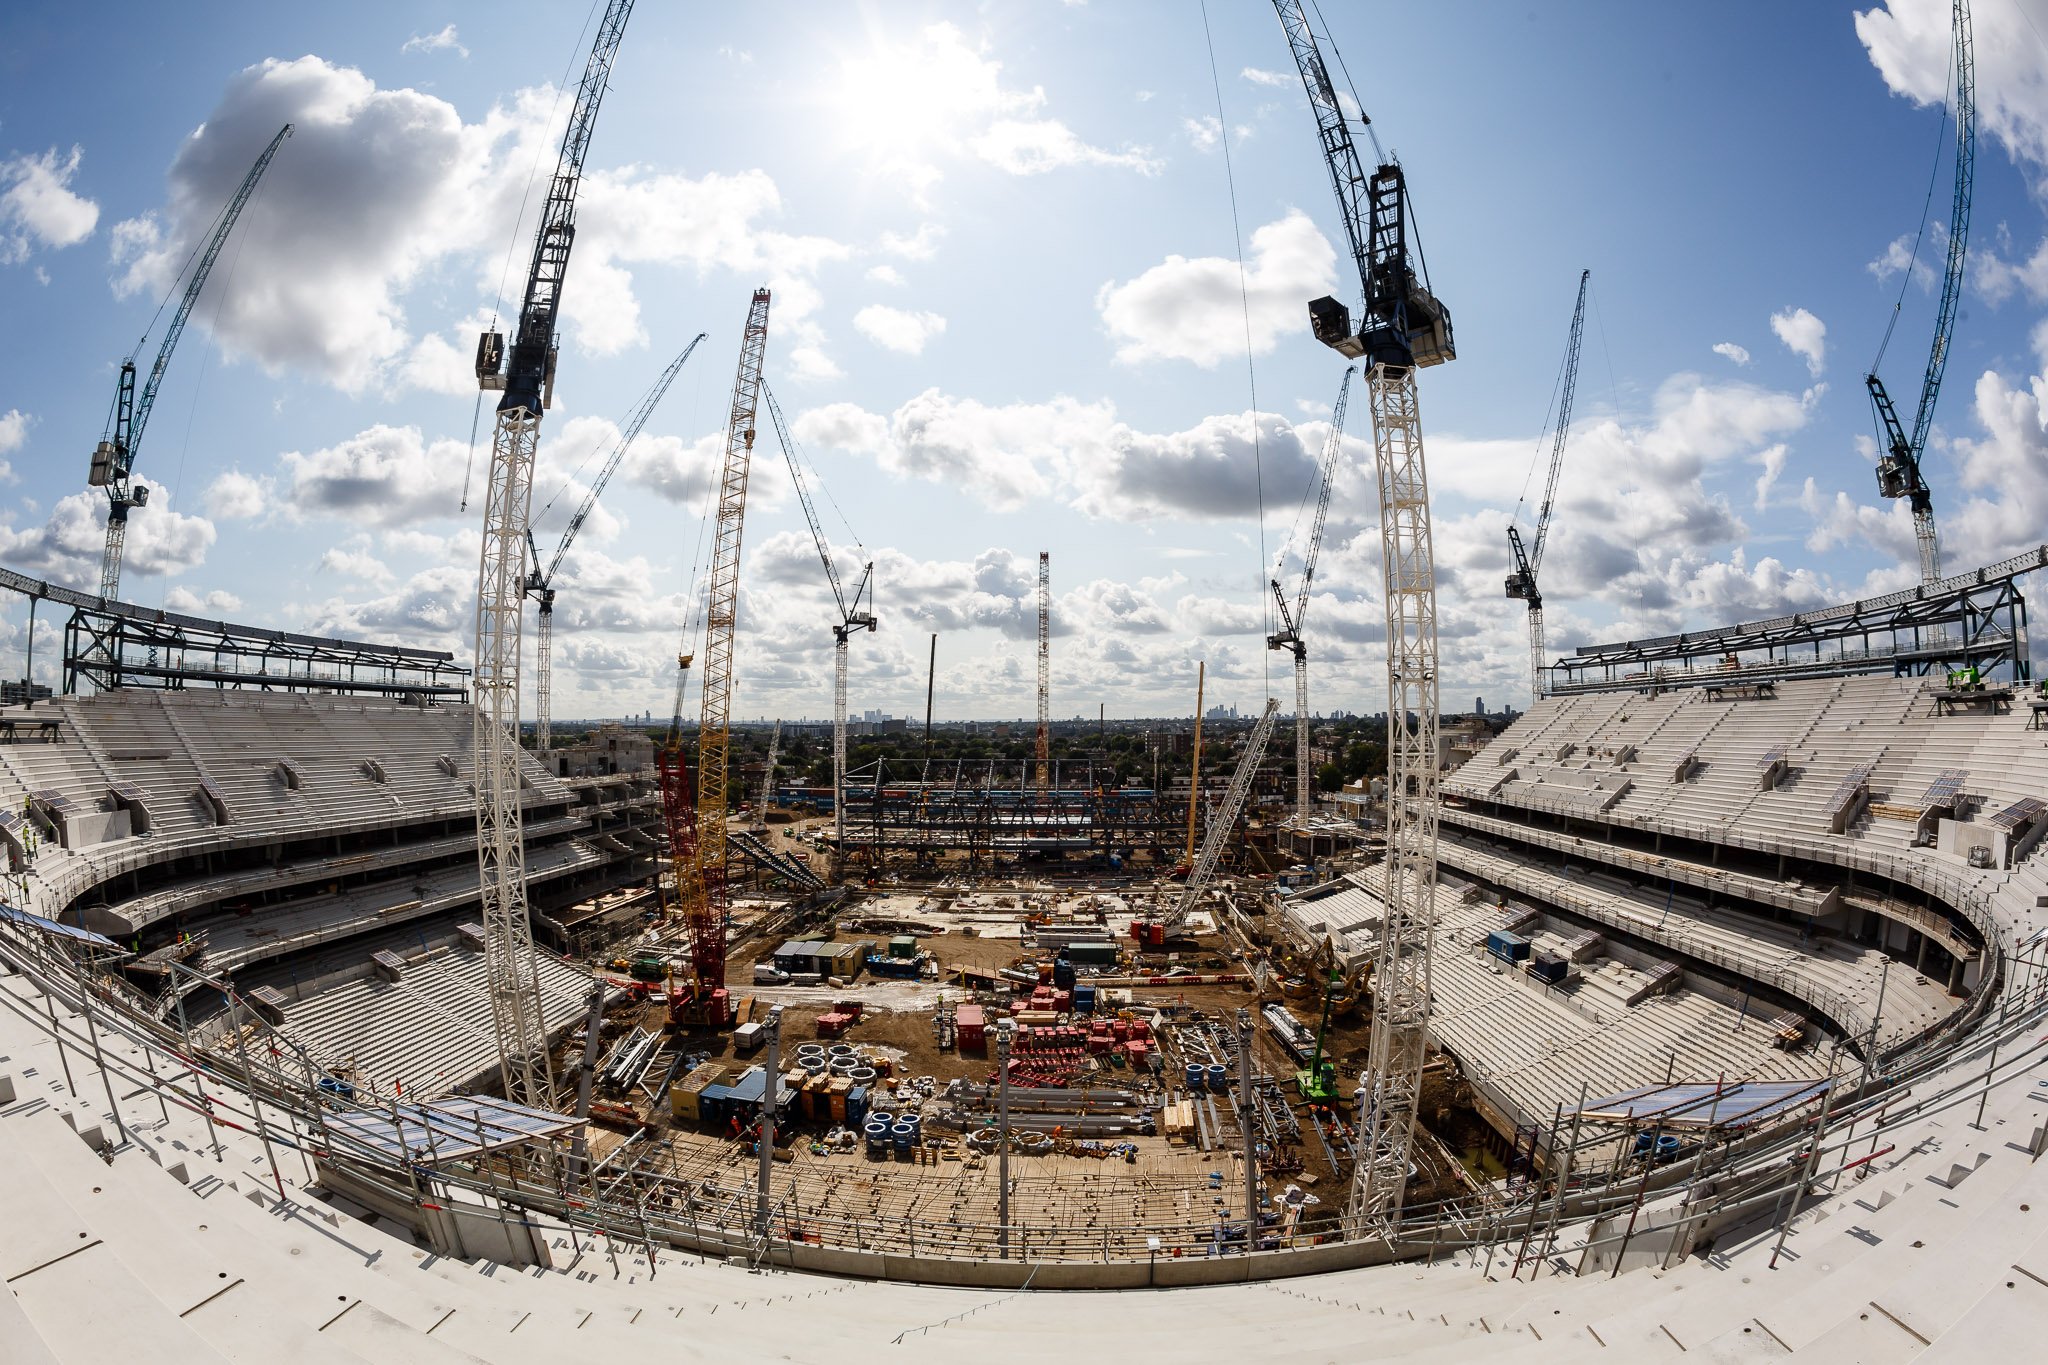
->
760;384;874;870
467;0;634;1106
1505;269;1588;702
1273;0;1456;1234
1269;366;1356;824
89;124;291;603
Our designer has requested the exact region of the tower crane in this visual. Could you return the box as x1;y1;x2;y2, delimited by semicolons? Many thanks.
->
1132;697;1280;949
1272;0;1456;1234
1034;552;1051;795
1505;269;1588;702
1867;0;1972;586
524;331;705;750
467;0;633;1105
88;124;291;602
672;288;772;1029
760;384;874;870
1268;366;1356;824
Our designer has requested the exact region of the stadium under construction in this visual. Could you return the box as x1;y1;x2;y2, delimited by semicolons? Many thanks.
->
2;2;2047;1362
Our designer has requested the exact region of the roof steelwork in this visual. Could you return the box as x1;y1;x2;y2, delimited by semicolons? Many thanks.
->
1573;1079;1832;1131
323;1094;579;1166
1548;544;2046;696
0;563;468;700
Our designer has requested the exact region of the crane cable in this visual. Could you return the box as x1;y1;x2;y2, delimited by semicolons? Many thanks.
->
1870;74;1956;378
1198;0;1270;699
461;0;607;513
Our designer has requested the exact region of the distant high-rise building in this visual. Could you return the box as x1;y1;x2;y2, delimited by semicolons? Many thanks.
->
1475;696;1484;716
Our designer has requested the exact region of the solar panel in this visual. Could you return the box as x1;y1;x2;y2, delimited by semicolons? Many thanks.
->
1922;768;1968;807
1988;796;2046;834
1759;744;1787;766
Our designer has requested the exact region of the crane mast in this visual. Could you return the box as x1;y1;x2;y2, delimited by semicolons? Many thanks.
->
468;0;633;1105
526;331;704;750
1269;366;1355;822
762;384;874;872
1505;269;1588;701
1867;0;1972;586
674;288;772;1028
1034;552;1051;795
1273;0;1456;1235
88;123;291;603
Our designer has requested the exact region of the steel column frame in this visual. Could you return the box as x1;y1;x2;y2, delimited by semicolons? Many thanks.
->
473;406;554;1107
1527;603;1546;703
1348;362;1440;1235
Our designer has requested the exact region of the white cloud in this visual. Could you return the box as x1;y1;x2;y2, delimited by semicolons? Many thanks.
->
318;546;395;584
1973;233;2048;306
1095;209;1338;367
1184;116;1222;152
1240;67;1293;87
970;119;1161;176
1752;442;1789;511
1711;342;1750;366
865;264;905;287
794;389;1324;522
879;223;944;260
400;24;467;58
0;145;99;264
164;586;244;615
1769;306;1827;377
0;489;214;591
110;57;849;393
1867;228;1941;291
853;305;947;355
278;424;470;526
0;408;28;480
1858;0;2048;182
831;23;1159;191
204;470;268;520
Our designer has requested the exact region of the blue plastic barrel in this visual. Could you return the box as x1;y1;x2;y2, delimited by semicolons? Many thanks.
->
892;1120;915;1154
864;1120;890;1155
1207;1064;1229;1093
1185;1064;1205;1092
1655;1135;1681;1162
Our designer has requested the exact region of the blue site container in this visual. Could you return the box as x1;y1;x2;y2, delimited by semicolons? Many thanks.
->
1073;986;1097;1014
847;1085;869;1126
1486;930;1531;964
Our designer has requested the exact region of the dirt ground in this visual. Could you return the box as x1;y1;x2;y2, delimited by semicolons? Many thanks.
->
568;863;1491;1238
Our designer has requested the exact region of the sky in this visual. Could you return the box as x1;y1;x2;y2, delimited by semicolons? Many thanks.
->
4;0;2048;723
